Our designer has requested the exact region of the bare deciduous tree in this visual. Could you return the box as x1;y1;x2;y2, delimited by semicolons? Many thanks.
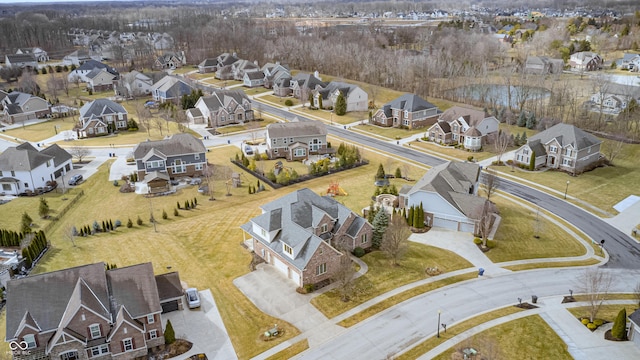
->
136;103;152;136
332;250;357;302
381;215;411;266
473;201;497;247
153;117;165;137
69;146;90;163
493;129;511;165
575;268;614;322
482;169;500;200
601;139;626;165
63;224;76;247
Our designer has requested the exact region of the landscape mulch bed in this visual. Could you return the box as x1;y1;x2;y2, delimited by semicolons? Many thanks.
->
561;296;576;303
514;302;538;309
147;339;193;360
604;329;628;341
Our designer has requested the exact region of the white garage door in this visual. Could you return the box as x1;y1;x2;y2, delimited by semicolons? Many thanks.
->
433;216;458;231
633;328;640;348
459;221;475;233
273;257;301;286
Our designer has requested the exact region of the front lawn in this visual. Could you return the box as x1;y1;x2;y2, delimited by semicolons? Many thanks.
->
310;243;473;318
3;117;76;142
408;139;497;161
292;107;368;125
257;94;301;107
567;304;638;324
485;195;587;263
352;124;426;140
433;315;572;360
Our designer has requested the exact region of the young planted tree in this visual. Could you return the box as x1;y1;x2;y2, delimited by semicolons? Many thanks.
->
38;198;50;219
575;268;614;322
483;169;500;200
493;129;511;165
611;308;628;340
381;214;411;266
63;224;76;247
21;212;33;233
375;163;386;180
70;146;91;163
474;201;497;247
164;319;176;344
335;92;347;116
331;250;357;302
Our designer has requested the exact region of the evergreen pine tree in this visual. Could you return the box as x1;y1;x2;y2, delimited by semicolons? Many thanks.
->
375;163;386;179
521;131;528;144
164;319;176;344
174;208;179;216
371;208;389;249
514;133;521;146
177;201;181;209
611;308;628;340
367;202;375;223
408;206;414;226
526;112;537;129
517;111;527;127
529;150;536;170
335;92;347;115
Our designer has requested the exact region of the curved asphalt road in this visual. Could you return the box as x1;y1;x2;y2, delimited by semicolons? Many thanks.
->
255;102;640;269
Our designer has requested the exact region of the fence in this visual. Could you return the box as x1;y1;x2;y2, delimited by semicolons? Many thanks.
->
41;189;85;235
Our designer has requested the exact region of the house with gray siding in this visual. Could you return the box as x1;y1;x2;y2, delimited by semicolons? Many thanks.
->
513;123;603;175
150;76;194;103
241;188;372;287
524;56;564;74
398;161;488;233
265;121;328;160
193;89;254;128
133;133;206;181
77;99;128;138
312;81;368;113
5;262;174;360
0;91;50;125
372;94;440;129
426;106;499;151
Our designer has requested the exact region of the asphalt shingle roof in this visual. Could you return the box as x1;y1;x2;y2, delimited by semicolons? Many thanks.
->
528;123;601;151
266;121;326;138
79;98;127;120
133;133;206;159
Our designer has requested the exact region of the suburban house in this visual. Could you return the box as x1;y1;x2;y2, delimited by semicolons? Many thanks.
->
312;81;369;113
287;72;326;99
77;99;128;138
241;188;372;287
0;91;51;125
265;121;328;160
629;309;640;349
5;262;181;360
62;49;102;66
154;51;186;69
272;77;294;97
193;89;254;128
0;143;72;196
524;56;565;74
67;60;119;83
243;70;266;88
132;133;206;184
4;54;38;68
513;123;603;175
619;53;640;71
231;59;259;81
398;161;489;233
150;76;194;103
16;48;49;62
85;68;118;92
588;83;640;114
426;106;500;151
114;71;162;99
569;51;603;71
262;62;290;89
198;58;217;73
372;94;440;129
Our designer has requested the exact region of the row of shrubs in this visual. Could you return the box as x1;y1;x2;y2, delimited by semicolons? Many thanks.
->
0;228;24;247
73;219;120;236
176;198;198;210
22;230;48;269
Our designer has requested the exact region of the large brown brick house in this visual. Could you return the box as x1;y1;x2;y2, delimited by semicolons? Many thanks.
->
241;188;372;287
5;262;182;360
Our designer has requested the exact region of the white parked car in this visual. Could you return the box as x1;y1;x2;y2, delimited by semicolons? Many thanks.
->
185;288;201;309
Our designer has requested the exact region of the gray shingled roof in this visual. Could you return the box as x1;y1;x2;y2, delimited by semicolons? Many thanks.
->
317;81;360;100
266;121;326;138
528;123;601;151
155;272;183;302
245;70;265;80
406;161;483;217
6;53;36;63
629;309;640;326
5;263;109;339
439;106;486;127
242;188;360;271
106;263;162;318
79;98;127;120
199;89;251;112
132;133;205;159
383;94;437;116
40;144;72;167
0;143;53;171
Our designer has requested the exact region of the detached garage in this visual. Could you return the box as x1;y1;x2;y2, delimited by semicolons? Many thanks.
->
630;309;640;349
155;271;184;313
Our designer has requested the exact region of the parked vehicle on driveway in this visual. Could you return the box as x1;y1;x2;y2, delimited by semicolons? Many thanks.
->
185;288;201;309
190;177;202;185
244;145;254;156
68;174;83;185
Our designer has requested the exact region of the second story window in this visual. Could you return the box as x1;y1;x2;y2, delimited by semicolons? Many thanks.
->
23;334;36;349
283;244;293;256
321;224;328;233
89;324;101;339
549;146;557;153
147;314;155;324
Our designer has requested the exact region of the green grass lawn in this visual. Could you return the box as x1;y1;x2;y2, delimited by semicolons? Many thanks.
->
485;195;587;263
257;94;301;107
311;243;473;318
408;139;497;161
185;72;214;80
567;304;638;323
170;66;197;75
433;315;571;360
243;87;272;96
503;259;601;271
352;124;426;140
292;107;368;125
216;118;278;135
265;339;309;360
396;306;524;360
3;117;76;142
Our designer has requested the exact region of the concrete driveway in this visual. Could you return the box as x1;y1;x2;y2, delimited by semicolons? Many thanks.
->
163;289;237;360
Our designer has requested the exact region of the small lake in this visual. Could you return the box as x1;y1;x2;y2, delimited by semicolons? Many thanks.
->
445;84;551;108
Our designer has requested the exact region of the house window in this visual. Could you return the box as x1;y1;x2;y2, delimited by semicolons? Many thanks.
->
316;263;327;275
283;138;287;144
403;119;410;126
0;171;2;176
195;164;203;171
123;338;133;352
97;127;106;134
146;160;164;169
565;149;572;156
272;139;277;145
23;334;36;349
24;183;29;188
118;113;123;120
46;160;51;167
361;233;367;244
321;224;328;233
289;138;294;143
562;158;572;166
549;146;557;153
195;154;200;160
89;324;101;339
523;149;529;155
2;184;10;191
147;314;155;324
90;344;109;357
430;132;435;138
283;244;293;255
117;121;127;128
88;128;94;134
149;330;158;339
60;351;78;360
260;228;267;238
173;160;186;174
294;148;306;157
